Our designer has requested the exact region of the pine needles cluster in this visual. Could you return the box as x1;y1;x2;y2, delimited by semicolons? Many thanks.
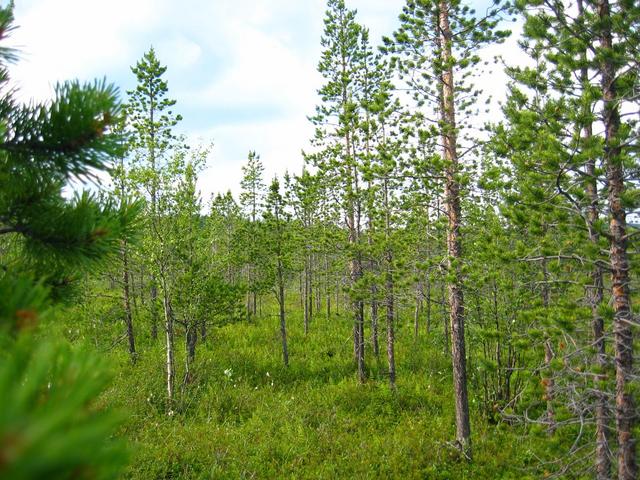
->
0;4;140;478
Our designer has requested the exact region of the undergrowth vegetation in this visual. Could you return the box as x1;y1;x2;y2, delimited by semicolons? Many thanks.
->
65;299;542;479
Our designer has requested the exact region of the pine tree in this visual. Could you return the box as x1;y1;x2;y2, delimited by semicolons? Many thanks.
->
308;0;369;383
127;46;183;342
0;4;139;477
264;177;295;366
384;0;511;459
111;115;137;362
289;168;321;334
240;150;265;223
239;150;266;318
126;47;186;406
493;1;640;476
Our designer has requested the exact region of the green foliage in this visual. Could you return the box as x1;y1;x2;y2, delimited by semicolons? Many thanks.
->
4;1;637;479
0;4;136;478
127;47;183;155
0;333;127;480
93;301;535;480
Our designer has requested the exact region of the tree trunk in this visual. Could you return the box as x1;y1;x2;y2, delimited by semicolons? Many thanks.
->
386;269;396;389
426;274;432;334
122;241;136;362
577;0;611;469
316;282;321;313
348;205;365;383
300;271;304;310
414;283;422;339
278;260;289;367
308;254;314;323
599;1;637;477
371;285;380;357
150;280;158;340
383;176;396;388
187;324;197;364
541;259;556;435
442;279;450;355
325;254;331;318
304;256;310;334
252;290;257;318
184;322;197;386
162;282;175;407
439;0;471;458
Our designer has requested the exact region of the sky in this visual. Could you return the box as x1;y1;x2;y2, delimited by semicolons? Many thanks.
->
8;0;519;202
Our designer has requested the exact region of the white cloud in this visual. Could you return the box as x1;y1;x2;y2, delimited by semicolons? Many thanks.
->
158;35;203;71
191;115;315;202
178;22;320;113
9;0;169;100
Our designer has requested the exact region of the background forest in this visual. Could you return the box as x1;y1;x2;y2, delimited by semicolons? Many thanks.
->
0;0;639;479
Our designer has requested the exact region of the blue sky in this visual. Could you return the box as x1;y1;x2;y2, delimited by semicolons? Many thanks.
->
8;0;517;201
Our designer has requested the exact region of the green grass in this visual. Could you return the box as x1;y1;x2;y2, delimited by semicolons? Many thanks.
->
90;301;537;479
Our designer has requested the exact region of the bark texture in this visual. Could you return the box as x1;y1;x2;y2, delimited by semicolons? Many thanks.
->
439;0;471;458
599;1;637;476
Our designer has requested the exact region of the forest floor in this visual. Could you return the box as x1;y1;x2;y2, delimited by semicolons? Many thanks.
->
90;301;535;479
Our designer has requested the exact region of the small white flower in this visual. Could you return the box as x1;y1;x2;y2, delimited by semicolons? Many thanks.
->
224;368;233;378
266;372;270;377
168;410;174;416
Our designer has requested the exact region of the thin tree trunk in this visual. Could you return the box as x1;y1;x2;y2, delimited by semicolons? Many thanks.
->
162;281;175;407
347;175;365;383
414;282;421;339
304;256;310;334
187;323;197;364
588;140;610;480
383;176;396;388
336;278;340;315
278;262;289;367
184;322;197;386
542;259;556;435
442;278;450;355
577;0;611;470
371;284;380;357
149;92;159;343
426;274;432;334
252;290;257;317
386;269;396;389
325;254;331;318
308;254;314;323
150;281;158;340
439;0;471;458
122;240;136;361
599;1;637;476
316;282;321;313
300;271;304;310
